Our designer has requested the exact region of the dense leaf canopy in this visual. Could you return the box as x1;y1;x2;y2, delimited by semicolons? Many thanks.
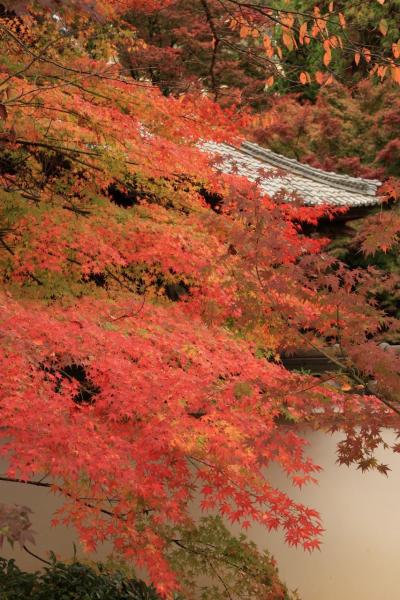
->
0;1;399;598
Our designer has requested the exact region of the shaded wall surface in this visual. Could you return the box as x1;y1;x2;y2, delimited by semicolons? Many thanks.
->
252;431;400;600
1;431;400;599
0;478;112;570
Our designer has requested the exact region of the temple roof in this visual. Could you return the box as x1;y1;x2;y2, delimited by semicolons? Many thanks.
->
203;140;382;207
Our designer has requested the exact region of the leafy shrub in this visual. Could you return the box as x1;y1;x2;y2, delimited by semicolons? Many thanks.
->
0;557;161;600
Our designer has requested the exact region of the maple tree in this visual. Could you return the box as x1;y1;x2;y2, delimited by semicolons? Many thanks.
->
250;78;400;178
257;0;400;95
121;0;400;107
0;1;399;598
249;76;400;320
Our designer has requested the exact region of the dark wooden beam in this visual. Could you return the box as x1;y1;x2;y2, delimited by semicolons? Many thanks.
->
281;345;400;374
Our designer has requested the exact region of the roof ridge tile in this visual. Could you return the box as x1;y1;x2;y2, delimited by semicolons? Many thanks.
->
240;142;381;197
202;140;382;208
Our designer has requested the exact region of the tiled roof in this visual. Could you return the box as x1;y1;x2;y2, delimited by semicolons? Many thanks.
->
203;140;382;207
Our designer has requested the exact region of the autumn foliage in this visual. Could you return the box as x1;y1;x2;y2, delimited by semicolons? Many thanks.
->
0;0;400;598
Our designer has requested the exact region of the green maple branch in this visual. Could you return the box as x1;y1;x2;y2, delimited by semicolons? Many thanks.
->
207;561;235;600
170;537;251;577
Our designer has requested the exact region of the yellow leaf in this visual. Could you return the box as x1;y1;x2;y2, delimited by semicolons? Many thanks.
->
299;22;307;45
265;76;274;87
261;112;275;127
315;71;324;84
323;44;332;66
239;25;250;39
330;35;339;49
328;1;334;11
392;41;400;59
282;31;294;51
299;72;308;84
363;47;372;63
377;0;385;4
391;66;400;84
354;52;361;65
379;19;388;36
377;65;388;80
339;13;346;28
281;14;295;29
263;35;271;49
263;35;274;57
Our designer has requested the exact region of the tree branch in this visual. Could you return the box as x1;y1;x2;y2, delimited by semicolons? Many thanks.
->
200;0;221;101
22;544;52;565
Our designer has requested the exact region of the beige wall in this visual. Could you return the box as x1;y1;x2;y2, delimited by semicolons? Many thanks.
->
1;431;400;599
249;430;400;600
0;478;112;570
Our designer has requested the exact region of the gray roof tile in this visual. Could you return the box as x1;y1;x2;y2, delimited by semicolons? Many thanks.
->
203;141;382;207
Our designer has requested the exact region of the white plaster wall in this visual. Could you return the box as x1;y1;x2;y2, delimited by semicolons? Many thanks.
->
0;468;112;570
249;430;400;600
